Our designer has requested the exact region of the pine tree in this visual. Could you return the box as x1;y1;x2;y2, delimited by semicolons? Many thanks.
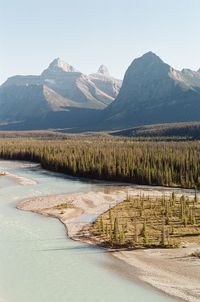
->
134;220;138;244
161;221;166;246
113;217;119;242
109;206;113;228
142;220;149;245
194;189;198;203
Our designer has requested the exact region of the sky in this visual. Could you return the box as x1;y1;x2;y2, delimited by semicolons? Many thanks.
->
0;0;200;83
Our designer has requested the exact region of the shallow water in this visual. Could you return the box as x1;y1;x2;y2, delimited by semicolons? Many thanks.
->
0;161;178;302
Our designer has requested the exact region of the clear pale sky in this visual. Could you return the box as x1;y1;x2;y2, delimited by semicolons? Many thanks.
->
0;0;200;83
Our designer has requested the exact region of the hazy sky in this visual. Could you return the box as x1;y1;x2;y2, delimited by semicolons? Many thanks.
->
0;0;200;83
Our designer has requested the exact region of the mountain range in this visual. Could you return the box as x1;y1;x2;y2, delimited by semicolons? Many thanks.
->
1;52;200;131
0;58;121;128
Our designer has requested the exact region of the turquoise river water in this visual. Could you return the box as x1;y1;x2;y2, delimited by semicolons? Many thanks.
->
0;161;178;302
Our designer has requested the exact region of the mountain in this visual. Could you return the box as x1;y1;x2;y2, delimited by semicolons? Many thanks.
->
0;59;121;128
1;53;200;132
89;65;121;101
181;68;200;88
101;52;200;129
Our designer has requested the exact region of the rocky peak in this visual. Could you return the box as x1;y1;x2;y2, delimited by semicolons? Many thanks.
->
97;65;110;77
42;58;78;75
122;52;171;89
131;51;166;69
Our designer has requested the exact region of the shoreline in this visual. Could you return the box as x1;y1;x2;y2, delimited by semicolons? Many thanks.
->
6;171;37;185
0;160;38;185
17;187;200;302
113;247;200;302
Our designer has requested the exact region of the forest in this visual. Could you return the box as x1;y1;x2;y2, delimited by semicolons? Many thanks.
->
0;137;200;188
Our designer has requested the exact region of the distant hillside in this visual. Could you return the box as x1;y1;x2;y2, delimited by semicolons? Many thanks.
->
113;122;200;139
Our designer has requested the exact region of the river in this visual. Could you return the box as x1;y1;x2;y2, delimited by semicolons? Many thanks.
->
0;161;178;302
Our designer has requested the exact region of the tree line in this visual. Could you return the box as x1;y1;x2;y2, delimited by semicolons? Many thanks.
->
0;138;200;188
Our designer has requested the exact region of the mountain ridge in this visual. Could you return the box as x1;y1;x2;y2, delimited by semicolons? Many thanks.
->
0;58;122;127
1;52;200;131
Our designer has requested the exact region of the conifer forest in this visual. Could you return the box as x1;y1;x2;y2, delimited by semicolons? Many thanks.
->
0;137;200;188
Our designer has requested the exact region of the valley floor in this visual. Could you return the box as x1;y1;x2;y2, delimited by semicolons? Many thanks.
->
17;183;200;302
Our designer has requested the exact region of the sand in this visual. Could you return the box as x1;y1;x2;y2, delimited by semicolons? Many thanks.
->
17;186;200;302
114;247;200;302
5;172;37;185
0;160;37;185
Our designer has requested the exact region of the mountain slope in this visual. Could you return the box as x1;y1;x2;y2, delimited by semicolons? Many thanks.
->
101;52;200;129
0;59;121;128
89;65;122;102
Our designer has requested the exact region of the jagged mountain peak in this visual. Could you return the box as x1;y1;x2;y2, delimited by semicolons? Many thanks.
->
97;65;110;77
43;58;78;74
88;65;122;99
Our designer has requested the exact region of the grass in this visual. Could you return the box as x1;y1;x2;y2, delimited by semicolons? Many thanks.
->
90;192;200;249
54;202;75;215
54;203;75;210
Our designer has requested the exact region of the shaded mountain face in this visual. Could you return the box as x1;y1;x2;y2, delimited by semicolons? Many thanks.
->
0;59;121;127
102;52;200;129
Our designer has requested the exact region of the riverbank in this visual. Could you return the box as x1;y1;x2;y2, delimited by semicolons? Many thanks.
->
113;246;200;302
0;160;37;185
17;185;200;302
